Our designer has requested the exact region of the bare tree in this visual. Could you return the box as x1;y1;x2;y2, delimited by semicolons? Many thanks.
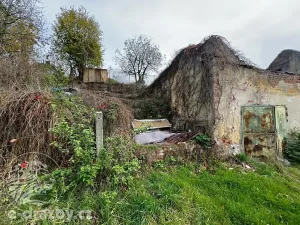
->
114;35;163;84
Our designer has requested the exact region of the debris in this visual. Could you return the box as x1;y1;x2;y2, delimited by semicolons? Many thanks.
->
9;139;17;143
53;87;80;96
132;119;171;130
277;157;291;167
242;162;252;169
61;87;80;95
164;131;198;144
135;130;174;144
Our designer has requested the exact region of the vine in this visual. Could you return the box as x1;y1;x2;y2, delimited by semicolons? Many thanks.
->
149;35;255;135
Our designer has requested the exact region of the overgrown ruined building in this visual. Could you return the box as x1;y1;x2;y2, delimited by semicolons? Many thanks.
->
149;36;300;159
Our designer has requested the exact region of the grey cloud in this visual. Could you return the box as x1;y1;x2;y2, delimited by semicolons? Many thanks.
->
41;0;300;76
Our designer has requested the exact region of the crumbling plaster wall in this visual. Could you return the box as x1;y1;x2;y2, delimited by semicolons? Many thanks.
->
214;65;300;154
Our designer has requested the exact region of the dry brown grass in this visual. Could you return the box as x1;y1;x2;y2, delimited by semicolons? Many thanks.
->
0;91;66;168
0;87;136;169
0;56;47;92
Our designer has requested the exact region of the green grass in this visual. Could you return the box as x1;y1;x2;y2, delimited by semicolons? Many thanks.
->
40;161;300;225
108;78;119;84
3;161;300;224
114;164;300;224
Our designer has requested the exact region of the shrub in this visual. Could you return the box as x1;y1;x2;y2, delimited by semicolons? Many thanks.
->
108;78;119;84
49;93;99;193
44;65;72;87
237;153;248;162
101;134;141;187
49;95;140;194
133;98;171;119
284;131;300;163
194;134;211;149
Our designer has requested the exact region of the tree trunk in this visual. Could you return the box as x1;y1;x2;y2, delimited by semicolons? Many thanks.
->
78;67;84;81
138;73;145;85
134;74;138;83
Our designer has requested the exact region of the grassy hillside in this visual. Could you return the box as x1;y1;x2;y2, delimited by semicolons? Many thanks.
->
24;160;300;225
1;93;300;225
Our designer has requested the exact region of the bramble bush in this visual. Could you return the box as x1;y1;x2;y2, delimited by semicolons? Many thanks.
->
48;94;141;195
101;134;141;187
49;93;99;193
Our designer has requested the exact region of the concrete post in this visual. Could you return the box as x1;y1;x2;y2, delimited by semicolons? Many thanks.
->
95;111;103;156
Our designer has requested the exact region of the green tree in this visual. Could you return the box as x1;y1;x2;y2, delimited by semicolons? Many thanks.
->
0;0;45;89
0;0;43;56
52;6;103;79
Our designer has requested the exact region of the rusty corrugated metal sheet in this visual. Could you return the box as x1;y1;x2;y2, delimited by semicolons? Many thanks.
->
242;106;275;133
243;134;276;159
241;105;288;159
241;106;276;158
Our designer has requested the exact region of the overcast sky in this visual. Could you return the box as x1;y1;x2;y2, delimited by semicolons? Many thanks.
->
41;0;300;80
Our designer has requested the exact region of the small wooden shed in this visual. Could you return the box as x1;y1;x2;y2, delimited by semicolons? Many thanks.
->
83;68;109;83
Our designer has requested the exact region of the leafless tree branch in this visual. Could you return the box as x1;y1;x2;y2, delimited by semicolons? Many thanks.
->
114;35;164;84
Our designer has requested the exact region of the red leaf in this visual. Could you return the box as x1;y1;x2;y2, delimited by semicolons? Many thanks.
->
20;162;28;169
100;103;106;109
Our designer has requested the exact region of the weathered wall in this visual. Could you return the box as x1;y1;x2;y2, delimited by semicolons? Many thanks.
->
149;56;215;133
214;65;300;155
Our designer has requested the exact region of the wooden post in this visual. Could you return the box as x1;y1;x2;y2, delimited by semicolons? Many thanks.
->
95;111;103;156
